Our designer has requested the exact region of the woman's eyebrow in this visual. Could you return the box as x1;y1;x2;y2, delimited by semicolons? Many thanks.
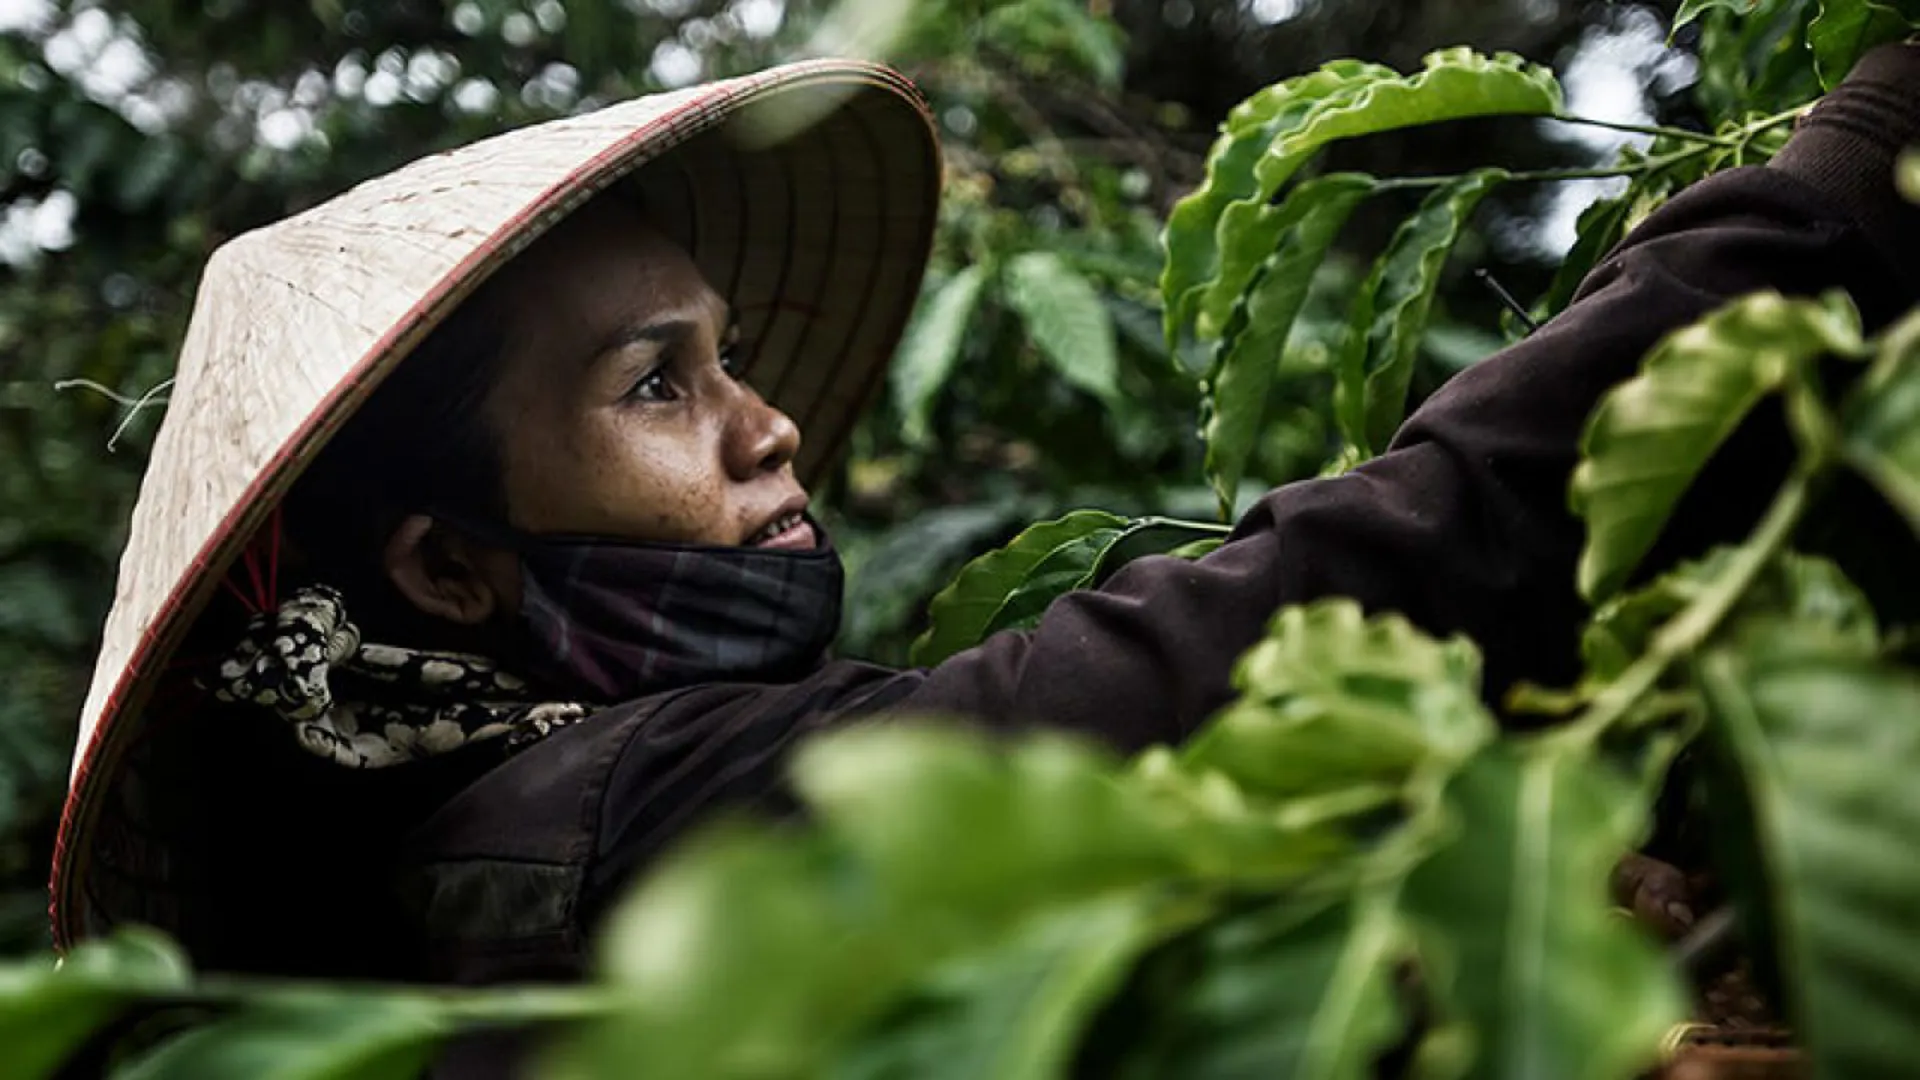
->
588;319;694;368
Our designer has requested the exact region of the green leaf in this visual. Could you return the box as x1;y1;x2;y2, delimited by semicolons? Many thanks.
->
793;724;1184;918
1203;175;1373;517
1003;252;1120;405
1404;748;1685;1080
832;893;1191;1080
1842;308;1920;532
1089;517;1233;585
1337;169;1506;459
1182;599;1496;800
1582;550;1876;684
1696;624;1920;1078
0;929;192;1080
1108;895;1408;1080
892;266;989;447
1164;50;1559;344
1570;290;1865;603
1675;0;1767;34
911;511;1127;666
1807;0;1920;90
1162;60;1396;346
977;524;1126;638
1539;191;1631;322
570;826;906;1079
115;999;449;1080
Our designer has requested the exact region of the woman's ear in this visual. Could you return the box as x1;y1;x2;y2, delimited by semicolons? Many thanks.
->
383;514;519;626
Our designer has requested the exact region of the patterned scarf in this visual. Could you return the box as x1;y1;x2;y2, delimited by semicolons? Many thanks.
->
208;585;589;768
210;524;845;768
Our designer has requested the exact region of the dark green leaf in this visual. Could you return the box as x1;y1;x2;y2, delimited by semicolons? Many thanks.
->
1182;599;1496;800
912;511;1127;666
1807;0;1920;90
1203;175;1372;515
1337;169;1505;459
1089;517;1233;585
0;929;192;1080
1539;191;1631;322
978;525;1125;637
1696;625;1920;1078
1003;252;1120;406
832;893;1192;1080
1571;290;1864;603
1405;748;1684;1080
115;999;448;1080
893;266;990;446
1109;895;1408;1080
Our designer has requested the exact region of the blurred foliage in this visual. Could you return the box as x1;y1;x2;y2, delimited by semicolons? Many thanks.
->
0;0;1698;956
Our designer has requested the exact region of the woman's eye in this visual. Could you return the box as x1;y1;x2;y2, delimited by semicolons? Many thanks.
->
625;366;678;403
718;344;745;380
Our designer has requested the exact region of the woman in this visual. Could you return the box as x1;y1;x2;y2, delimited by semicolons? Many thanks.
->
51;46;1920;997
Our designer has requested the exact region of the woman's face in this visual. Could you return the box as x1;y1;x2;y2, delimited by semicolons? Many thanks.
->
482;197;814;552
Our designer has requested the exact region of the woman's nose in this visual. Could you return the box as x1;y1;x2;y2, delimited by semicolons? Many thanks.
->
723;385;801;480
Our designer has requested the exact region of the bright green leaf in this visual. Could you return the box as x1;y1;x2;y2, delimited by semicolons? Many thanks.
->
792;724;1183;918
1696;625;1920;1078
1003;252;1121;405
893;266;989;447
912;511;1127;666
1582;549;1876;683
1162;60;1396;345
1182;599;1496;800
1203;175;1373;516
0;929;192;1080
1337;169;1506;459
1807;0;1920;90
1405;747;1685;1080
1571;290;1865;603
572;826;909;1079
1675;0;1767;34
1165;51;1557;344
1842;307;1920;532
115;999;449;1080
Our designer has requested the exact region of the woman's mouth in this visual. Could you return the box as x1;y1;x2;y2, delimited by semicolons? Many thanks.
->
747;511;816;550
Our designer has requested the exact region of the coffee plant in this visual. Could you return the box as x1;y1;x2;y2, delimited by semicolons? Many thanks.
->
9;2;1920;1078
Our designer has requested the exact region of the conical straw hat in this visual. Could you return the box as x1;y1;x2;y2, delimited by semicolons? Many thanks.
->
51;59;940;950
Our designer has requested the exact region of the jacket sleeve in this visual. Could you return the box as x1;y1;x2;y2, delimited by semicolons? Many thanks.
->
886;43;1920;749
578;45;1920;933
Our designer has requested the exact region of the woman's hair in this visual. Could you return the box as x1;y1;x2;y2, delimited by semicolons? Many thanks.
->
279;277;512;641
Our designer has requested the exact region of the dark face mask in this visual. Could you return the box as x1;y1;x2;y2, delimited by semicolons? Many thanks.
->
452;515;845;702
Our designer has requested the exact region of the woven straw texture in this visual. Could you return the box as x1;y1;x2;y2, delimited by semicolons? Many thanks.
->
52;59;939;947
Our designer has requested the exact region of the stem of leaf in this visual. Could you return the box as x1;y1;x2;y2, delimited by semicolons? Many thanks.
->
1547;467;1816;753
1551;114;1735;146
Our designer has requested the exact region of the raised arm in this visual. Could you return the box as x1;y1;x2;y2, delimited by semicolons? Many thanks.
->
895;42;1920;746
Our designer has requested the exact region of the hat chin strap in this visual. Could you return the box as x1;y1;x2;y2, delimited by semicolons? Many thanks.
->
218;505;286;617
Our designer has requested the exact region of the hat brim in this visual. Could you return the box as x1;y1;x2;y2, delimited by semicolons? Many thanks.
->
51;60;940;950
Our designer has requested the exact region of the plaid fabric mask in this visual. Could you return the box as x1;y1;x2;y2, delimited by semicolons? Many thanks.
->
498;516;845;702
